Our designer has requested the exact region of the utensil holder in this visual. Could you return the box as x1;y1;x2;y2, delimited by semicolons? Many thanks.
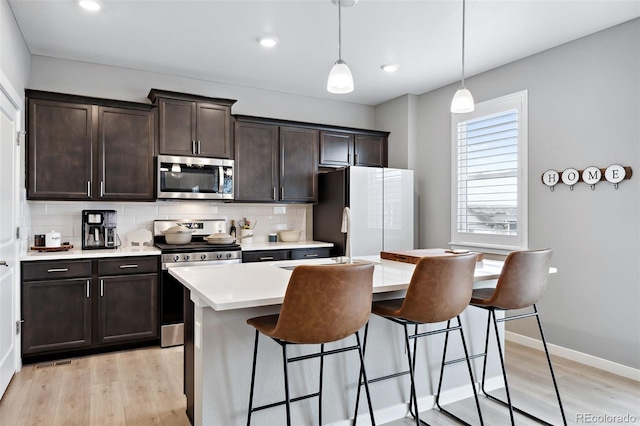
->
240;228;253;244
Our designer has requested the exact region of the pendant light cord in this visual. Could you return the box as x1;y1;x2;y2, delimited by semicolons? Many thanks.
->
460;0;466;87
338;0;343;61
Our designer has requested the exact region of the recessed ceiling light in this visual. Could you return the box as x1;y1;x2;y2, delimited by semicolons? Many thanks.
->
79;0;101;11
381;64;400;73
258;36;279;48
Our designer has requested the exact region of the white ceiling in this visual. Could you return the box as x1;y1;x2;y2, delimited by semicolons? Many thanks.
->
8;0;640;105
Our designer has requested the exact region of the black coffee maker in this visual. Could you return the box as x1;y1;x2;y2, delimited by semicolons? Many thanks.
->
82;210;117;249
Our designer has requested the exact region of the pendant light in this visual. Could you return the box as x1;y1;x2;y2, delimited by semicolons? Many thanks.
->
451;0;474;113
327;0;354;94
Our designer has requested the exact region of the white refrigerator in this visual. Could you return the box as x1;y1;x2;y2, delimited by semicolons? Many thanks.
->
313;166;414;257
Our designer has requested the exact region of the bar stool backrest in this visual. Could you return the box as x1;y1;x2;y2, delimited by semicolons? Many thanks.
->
272;263;374;344
488;249;553;310
398;254;477;324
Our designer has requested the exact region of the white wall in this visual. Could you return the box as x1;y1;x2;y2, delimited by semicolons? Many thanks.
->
379;19;640;368
1;0;31;95
29;56;375;130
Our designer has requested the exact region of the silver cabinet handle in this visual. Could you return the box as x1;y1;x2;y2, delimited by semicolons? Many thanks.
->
197;140;201;154
192;140;197;155
119;264;139;269
304;254;319;258
100;279;104;297
87;181;91;197
272;187;276;200
47;268;69;273
0;261;7;267
259;256;274;261
100;181;104;197
281;187;284;199
86;280;90;298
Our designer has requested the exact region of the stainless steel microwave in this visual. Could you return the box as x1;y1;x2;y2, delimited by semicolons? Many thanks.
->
157;155;234;200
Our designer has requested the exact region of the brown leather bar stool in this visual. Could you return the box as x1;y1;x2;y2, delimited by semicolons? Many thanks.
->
357;254;483;426
246;263;376;426
469;249;566;425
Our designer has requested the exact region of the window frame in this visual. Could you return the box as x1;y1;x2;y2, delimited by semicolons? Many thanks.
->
450;90;528;255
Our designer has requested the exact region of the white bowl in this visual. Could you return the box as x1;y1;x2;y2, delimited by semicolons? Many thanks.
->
278;230;301;242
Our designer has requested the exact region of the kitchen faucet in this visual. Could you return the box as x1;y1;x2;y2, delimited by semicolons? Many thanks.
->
341;207;353;264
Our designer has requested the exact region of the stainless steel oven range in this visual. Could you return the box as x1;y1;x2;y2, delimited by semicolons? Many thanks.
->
154;219;241;347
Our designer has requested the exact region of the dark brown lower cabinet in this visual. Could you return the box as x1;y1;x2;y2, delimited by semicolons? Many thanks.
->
184;287;195;424
21;278;92;355
97;274;158;345
21;256;159;361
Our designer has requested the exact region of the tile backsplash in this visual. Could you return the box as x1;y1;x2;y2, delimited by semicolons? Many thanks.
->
23;200;311;251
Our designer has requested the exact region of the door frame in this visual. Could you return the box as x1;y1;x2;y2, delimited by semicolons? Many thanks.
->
0;69;24;380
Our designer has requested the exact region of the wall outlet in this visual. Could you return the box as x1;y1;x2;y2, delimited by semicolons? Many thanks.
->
266;217;273;230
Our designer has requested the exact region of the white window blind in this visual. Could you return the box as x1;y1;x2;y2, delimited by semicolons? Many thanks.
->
451;91;528;252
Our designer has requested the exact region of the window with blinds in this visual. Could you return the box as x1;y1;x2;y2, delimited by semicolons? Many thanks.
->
451;91;528;252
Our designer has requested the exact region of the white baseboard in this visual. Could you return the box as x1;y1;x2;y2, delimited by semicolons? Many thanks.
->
505;331;640;381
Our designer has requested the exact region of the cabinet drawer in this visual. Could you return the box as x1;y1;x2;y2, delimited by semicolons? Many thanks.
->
242;250;289;263
290;248;331;260
22;260;92;281
98;257;158;276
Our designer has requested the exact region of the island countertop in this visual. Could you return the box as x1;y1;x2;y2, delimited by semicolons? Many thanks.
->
169;254;508;311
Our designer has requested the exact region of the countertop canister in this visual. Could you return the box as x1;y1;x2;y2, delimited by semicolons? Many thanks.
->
45;230;62;248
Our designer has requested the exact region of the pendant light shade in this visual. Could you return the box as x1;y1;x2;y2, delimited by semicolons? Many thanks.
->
451;0;474;113
451;88;475;113
327;59;354;93
327;0;354;94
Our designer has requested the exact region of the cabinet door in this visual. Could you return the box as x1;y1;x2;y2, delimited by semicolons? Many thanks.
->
196;103;231;158
97;274;158;345
98;107;155;200
319;131;353;167
27;99;93;200
21;278;92;355
158;98;196;156
354;134;387;167
234;122;279;202
280;127;318;202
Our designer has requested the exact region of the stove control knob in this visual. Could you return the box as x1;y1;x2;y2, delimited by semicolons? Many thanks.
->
183;254;190;261
216;253;223;259
226;253;233;258
201;254;207;260
173;255;180;262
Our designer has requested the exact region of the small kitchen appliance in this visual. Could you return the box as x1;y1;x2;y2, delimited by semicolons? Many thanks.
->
82;209;118;249
154;219;242;347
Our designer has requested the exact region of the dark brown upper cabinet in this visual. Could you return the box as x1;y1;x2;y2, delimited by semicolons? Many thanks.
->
234;118;318;203
319;130;388;168
148;89;236;158
26;90;156;201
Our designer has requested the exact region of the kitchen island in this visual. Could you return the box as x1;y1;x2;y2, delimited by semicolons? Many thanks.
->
170;254;509;426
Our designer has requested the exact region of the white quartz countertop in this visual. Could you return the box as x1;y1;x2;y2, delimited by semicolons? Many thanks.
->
239;240;333;251
170;255;509;311
21;245;161;261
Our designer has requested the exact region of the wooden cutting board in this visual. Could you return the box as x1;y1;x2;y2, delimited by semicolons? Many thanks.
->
380;248;483;264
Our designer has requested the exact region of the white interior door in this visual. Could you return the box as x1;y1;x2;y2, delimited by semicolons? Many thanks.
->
0;81;19;399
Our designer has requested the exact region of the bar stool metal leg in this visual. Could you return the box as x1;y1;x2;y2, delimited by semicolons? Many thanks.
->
282;342;292;426
354;330;376;426
535;305;567;425
403;324;421;426
436;316;484;426
319;343;325;426
247;330;260;426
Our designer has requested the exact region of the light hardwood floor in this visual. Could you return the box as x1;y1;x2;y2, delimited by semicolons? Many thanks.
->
1;341;638;425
